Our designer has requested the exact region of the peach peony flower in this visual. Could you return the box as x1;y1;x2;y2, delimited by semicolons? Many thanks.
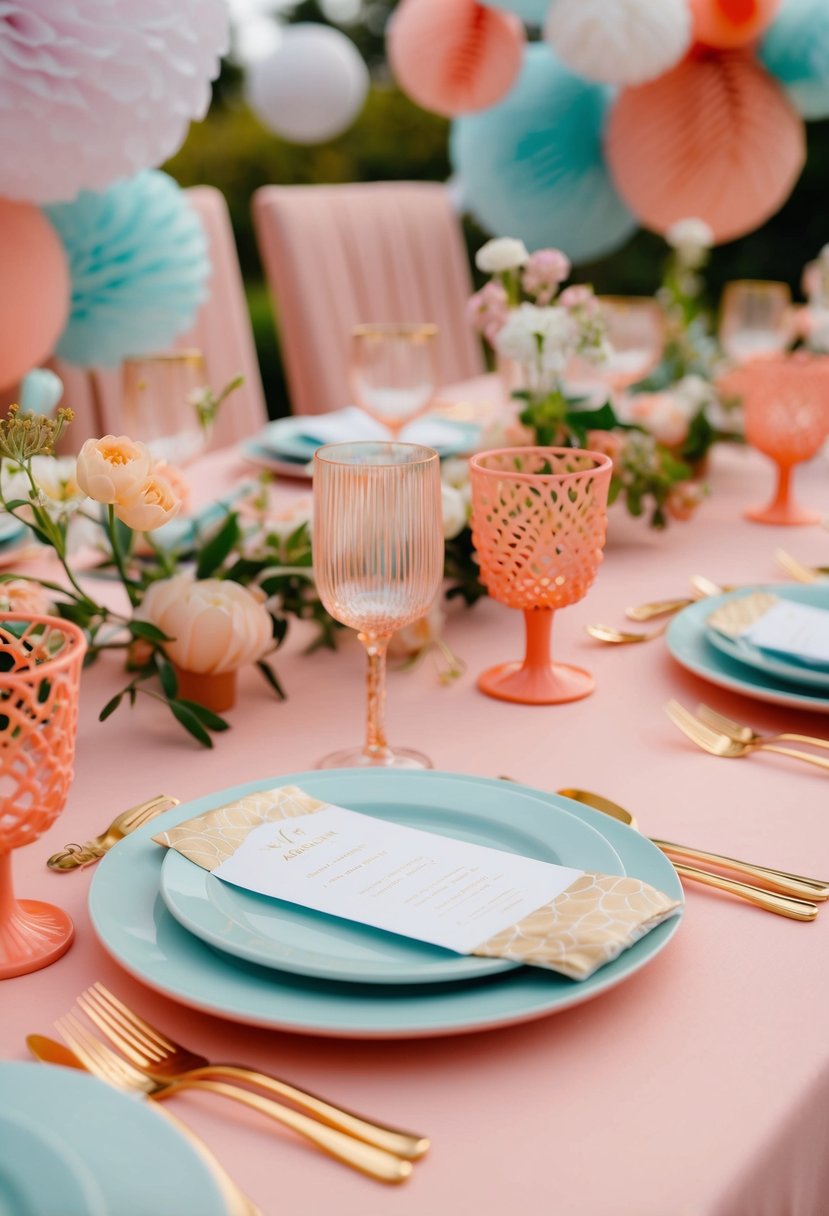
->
139;573;274;675
388;603;446;660
115;466;182;532
153;461;191;516
627;391;692;448
586;429;626;465
76;436;153;505
0;579;51;617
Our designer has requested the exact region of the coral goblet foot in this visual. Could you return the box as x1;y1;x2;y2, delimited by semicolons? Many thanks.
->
477;660;594;706
0;853;74;979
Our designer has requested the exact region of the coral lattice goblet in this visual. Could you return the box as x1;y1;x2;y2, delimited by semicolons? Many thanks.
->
0;616;86;979
736;354;829;526
470;448;612;705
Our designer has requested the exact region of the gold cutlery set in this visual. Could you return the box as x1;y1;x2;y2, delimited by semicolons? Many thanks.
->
29;984;428;1196
666;701;829;774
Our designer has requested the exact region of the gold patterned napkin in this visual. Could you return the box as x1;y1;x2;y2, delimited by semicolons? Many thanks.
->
707;591;779;638
154;786;681;981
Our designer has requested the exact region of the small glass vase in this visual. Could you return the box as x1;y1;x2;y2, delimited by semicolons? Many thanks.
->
122;351;209;466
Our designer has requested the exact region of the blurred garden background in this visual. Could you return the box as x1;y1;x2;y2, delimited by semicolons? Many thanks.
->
164;0;829;417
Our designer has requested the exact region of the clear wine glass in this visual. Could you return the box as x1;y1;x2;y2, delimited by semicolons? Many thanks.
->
313;441;443;768
566;297;666;400
719;280;792;364
349;324;439;440
122;350;209;465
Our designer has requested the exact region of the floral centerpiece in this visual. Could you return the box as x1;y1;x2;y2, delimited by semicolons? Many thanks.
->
466;233;721;527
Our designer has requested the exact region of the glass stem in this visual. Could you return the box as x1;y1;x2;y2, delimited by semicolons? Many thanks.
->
772;462;793;511
359;633;392;761
523;608;554;672
0;852;16;923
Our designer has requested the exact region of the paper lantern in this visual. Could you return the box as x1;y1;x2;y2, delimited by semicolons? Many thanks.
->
690;0;781;48
45;172;209;369
0;0;228;204
388;0;524;117
246;24;369;145
19;369;64;416
451;45;637;263
545;0;692;86
605;51;805;243
761;0;829;119
0;201;69;391
479;0;550;22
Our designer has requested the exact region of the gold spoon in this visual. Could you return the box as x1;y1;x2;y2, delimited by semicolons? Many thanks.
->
589;578;728;644
585;621;669;644
557;788;822;920
625;596;696;623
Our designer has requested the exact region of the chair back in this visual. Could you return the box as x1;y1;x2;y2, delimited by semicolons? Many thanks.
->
253;181;483;415
54;186;266;451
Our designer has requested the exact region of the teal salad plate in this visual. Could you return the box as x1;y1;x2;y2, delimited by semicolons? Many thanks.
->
158;774;623;985
252;415;480;462
704;587;829;691
667;584;829;714
89;771;682;1039
0;1063;228;1216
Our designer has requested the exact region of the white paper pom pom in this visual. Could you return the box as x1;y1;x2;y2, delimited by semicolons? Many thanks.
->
0;0;228;204
545;0;691;87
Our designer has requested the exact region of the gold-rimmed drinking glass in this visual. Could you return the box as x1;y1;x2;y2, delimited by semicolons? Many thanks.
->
312;441;443;769
719;280;792;364
566;297;666;399
349;324;439;439
122;350;208;465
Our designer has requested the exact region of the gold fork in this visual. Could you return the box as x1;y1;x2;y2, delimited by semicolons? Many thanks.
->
666;700;829;773
77;983;427;1161
47;795;179;871
54;1014;412;1184
775;549;828;584
696;704;829;754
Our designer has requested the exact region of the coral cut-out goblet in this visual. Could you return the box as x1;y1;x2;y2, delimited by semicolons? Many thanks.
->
734;354;829;526
0;615;85;979
470;448;612;705
313;441;443;767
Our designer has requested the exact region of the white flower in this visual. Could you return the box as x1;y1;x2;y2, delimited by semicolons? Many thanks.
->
493;308;538;363
665;217;714;268
440;458;470;492
475;237;529;274
30;457;83;507
441;483;467;540
673;374;713;413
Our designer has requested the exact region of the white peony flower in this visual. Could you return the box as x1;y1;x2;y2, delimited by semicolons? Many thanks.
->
441;483;468;539
665;218;714;268
493;308;538;363
440;458;470;492
673;374;714;413
475;237;529;274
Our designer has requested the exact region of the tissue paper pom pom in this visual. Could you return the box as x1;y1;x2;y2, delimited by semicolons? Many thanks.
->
479;0;550;22
451;45;637;263
689;0;781;48
246;24;368;145
388;0;524;117
0;0;228;204
45;171;210;369
0;200;69;391
545;0;692;86
606;50;805;243
761;0;829;119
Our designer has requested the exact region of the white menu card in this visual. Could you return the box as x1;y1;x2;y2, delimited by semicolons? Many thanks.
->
214;806;583;954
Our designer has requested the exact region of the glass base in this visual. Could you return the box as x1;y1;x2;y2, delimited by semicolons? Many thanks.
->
316;746;433;770
477;660;595;705
0;899;74;979
744;501;821;526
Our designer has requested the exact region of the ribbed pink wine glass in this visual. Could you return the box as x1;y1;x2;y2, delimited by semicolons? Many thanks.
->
470;448;613;705
0;615;86;979
313;442;443;768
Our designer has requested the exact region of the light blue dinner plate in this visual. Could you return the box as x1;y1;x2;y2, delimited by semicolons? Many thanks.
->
158;775;623;985
0;1063;228;1216
254;415;480;462
704;587;829;692
0;1107;106;1216
667;584;829;714
89;771;683;1039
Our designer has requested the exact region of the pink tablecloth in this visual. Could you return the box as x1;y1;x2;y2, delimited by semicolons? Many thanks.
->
3;438;829;1216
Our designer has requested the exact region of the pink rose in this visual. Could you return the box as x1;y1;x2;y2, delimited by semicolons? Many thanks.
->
466;280;509;345
586;429;625;464
139;573;274;675
559;285;599;315
115;465;182;532
522;249;571;304
76;436;153;505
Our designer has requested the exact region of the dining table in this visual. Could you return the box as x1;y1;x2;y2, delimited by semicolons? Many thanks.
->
3;389;829;1216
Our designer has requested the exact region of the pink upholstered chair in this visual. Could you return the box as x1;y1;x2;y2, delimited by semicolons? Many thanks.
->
252;181;485;415
55;186;267;452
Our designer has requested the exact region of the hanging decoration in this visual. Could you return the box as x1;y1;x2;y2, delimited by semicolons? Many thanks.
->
605;50;805;244
544;0;692;87
45;172;210;369
689;0;780;48
246;24;369;145
0;0;228;204
387;0;525;117
450;46;637;262
760;0;829;119
0;200;69;391
478;0;550;21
